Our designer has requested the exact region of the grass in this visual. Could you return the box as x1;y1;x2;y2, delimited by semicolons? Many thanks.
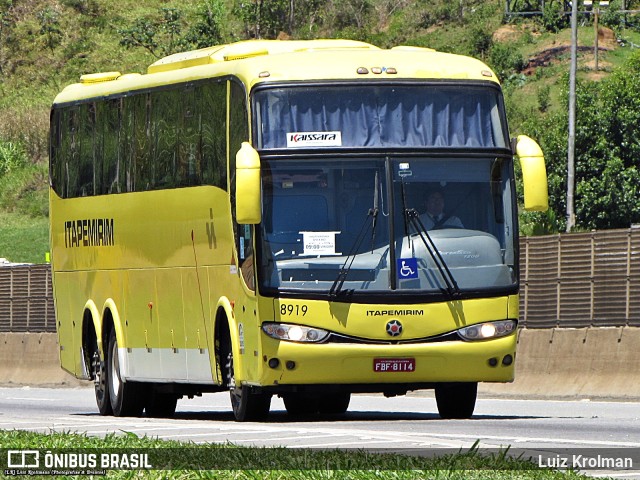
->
0;211;49;264
0;430;595;479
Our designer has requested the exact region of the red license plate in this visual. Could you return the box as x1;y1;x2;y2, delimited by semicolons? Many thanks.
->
373;358;416;372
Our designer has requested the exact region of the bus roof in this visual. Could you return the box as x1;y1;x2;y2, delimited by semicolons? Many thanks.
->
52;39;499;106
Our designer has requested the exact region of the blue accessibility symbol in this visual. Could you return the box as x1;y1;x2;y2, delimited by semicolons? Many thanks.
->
397;258;418;279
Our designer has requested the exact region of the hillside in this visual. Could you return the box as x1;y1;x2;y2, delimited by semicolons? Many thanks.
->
1;0;640;262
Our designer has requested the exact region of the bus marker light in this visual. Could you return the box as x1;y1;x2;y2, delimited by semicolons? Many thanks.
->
386;67;397;74
357;67;369;74
371;67;382;74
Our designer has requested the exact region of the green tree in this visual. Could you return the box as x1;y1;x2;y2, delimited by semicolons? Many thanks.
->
37;6;63;53
519;52;640;232
119;2;227;57
185;0;225;48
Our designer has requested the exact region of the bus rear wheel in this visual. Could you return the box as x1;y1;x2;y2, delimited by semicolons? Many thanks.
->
225;351;271;422
435;382;477;419
107;328;145;417
92;346;112;416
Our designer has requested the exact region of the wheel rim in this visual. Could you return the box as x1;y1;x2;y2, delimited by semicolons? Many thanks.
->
110;340;121;398
92;352;106;398
226;352;242;413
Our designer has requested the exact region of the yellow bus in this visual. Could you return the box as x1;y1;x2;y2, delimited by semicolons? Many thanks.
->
49;39;548;421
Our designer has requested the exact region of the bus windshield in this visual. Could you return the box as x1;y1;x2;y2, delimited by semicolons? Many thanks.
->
254;84;508;150
257;156;517;299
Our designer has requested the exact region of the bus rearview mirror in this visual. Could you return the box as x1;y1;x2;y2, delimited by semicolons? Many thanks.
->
235;142;262;224
515;135;548;212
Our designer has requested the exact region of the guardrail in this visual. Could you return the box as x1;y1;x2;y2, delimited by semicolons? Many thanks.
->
2;227;640;332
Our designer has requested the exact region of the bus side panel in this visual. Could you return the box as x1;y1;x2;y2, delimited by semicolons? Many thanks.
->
155;268;188;380
52;272;79;377
122;269;160;380
180;268;215;383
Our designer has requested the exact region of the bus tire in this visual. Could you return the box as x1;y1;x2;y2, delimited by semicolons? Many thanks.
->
146;392;178;418
107;328;145;417
318;393;351;415
283;393;319;415
435;382;477;419
226;351;271;422
91;344;112;416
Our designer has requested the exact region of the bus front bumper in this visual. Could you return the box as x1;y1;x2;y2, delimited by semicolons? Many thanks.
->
256;333;516;389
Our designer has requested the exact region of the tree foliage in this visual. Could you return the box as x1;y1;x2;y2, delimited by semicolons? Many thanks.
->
119;1;225;58
520;51;640;231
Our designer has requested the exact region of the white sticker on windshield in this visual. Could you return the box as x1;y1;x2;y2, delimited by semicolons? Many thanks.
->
287;132;342;148
300;231;341;256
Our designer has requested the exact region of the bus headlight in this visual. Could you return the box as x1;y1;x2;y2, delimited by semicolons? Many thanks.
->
457;320;516;341
262;323;329;343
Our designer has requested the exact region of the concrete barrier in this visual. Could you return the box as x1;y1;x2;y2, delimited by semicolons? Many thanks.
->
2;329;640;399
480;327;640;400
0;333;87;387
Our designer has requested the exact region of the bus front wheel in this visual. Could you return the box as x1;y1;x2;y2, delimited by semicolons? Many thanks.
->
107;328;145;417
225;351;271;422
435;382;477;419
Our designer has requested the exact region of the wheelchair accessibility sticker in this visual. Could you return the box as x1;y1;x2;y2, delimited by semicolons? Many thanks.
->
397;258;418;279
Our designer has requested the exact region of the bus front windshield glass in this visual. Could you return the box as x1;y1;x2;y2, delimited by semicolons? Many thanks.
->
257;157;517;298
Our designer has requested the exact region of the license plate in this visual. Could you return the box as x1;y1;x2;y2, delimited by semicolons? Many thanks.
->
373;358;416;372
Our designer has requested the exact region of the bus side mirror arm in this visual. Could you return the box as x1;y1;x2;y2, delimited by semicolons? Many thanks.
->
235;142;262;224
515;135;549;212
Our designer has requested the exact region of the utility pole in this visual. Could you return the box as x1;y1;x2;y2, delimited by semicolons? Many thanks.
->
566;0;578;232
594;1;599;71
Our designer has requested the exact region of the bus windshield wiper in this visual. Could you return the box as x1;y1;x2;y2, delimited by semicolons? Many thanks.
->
329;186;379;298
405;208;461;298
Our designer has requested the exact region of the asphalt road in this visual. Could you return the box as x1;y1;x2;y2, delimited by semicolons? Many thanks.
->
1;386;639;477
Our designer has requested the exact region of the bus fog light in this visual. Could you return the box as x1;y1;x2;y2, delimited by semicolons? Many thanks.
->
268;358;280;369
502;354;513;366
457;320;516;341
262;322;329;343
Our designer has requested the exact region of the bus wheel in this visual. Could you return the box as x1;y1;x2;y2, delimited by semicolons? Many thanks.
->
283;393;319;415
91;347;112;416
318;393;351;415
146;392;178;418
435;382;477;419
107;328;145;417
226;351;271;422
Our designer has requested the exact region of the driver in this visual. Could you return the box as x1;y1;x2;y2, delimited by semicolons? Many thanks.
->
419;189;463;229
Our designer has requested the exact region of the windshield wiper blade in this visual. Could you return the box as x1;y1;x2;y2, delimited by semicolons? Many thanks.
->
329;208;375;298
405;208;461;298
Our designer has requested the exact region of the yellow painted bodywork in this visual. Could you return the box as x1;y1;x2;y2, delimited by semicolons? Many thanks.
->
51;39;529;390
